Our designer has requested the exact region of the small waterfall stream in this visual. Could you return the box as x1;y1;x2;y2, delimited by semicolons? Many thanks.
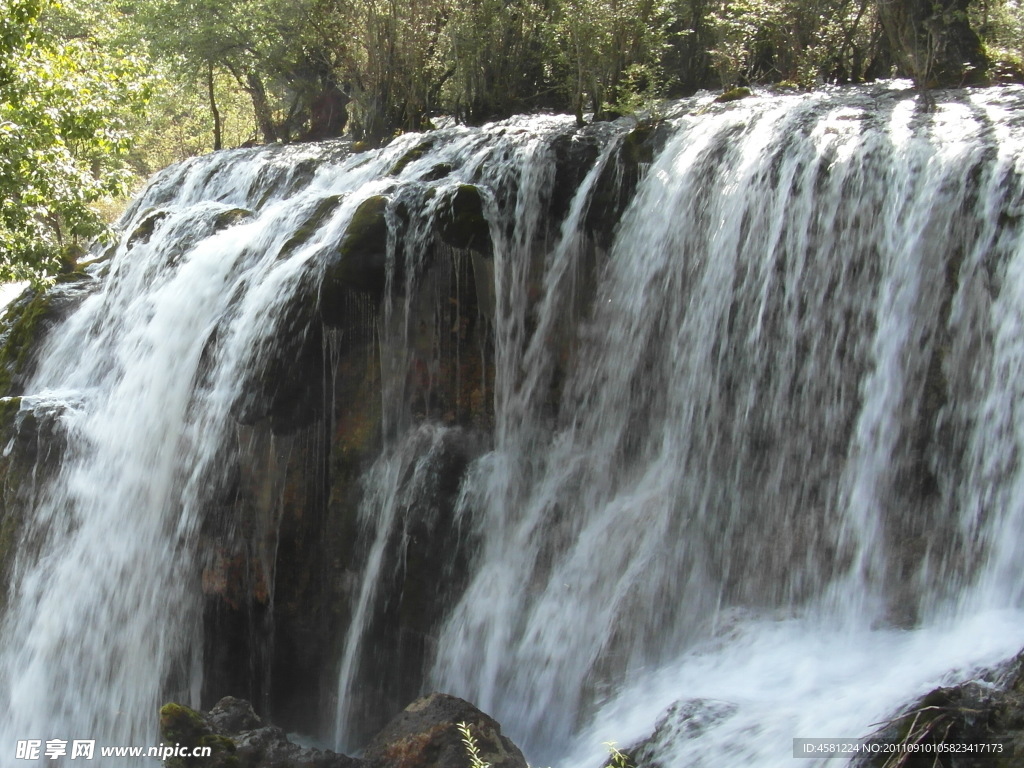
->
2;82;1024;766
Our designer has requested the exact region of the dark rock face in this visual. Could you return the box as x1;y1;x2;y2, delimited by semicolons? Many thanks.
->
160;697;362;768
185;117;664;739
364;693;528;768
855;653;1024;768
160;694;527;768
0;280;95;614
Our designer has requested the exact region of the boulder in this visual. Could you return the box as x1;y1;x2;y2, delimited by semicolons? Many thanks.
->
363;693;528;768
620;698;738;768
855;652;1024;767
159;698;361;768
324;195;391;297
436;185;491;255
159;694;528;768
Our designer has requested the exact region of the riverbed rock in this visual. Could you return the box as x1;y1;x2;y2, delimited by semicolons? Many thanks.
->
159;694;527;768
364;693;528;768
622;698;738;768
855;652;1024;768
159;698;362;768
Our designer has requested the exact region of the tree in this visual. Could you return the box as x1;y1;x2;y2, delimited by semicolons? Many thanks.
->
443;0;551;123
0;0;151;280
877;0;988;86
552;0;673;121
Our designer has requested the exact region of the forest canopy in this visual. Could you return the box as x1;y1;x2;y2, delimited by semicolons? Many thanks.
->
0;0;1022;279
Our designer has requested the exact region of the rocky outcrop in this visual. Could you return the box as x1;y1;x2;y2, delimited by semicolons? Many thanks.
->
855;653;1024;768
160;697;361;768
0;279;96;614
159;694;527;768
364;693;528;768
622;698;738;768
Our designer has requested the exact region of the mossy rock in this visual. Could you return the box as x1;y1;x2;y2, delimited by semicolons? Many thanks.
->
279;195;345;259
584;121;668;248
323;194;391;297
421;162;453;181
126;209;170;248
0;396;24;615
213;207;252;232
621;121;660;166
389;137;438;177
716;86;753;103
0;288;53;396
159;703;239;768
437;185;491;254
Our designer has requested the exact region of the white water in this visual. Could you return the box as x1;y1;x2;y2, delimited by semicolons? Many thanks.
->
1;83;1024;767
429;85;1024;763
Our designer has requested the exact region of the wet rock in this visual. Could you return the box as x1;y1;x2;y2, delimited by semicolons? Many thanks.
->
622;699;738;768
0;280;95;396
437;185;491;255
584;120;669;248
389;137;440;177
159;698;361;768
549;125;607;225
208;696;264;733
716;86;752;103
229;267;325;434
126;209;170;248
279;196;346;259
325;195;390;296
159;694;528;768
855;652;1024;768
363;693;528;768
159;702;239;768
214;207;253;232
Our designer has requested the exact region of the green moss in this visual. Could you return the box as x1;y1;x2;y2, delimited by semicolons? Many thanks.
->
423;162;453;181
159;702;208;745
279;195;345;259
160;703;239;768
324;194;391;296
389;137;438;176
0;396;21;428
716;86;752;103
126;209;169;248
0;288;53;396
621;123;658;166
213;207;252;232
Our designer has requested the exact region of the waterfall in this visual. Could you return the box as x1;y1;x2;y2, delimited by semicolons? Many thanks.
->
2;82;1024;766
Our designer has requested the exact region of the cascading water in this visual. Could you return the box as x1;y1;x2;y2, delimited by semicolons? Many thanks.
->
1;82;1024;767
431;86;1024;764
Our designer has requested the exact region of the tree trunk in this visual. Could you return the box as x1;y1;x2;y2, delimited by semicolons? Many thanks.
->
207;62;222;151
245;72;278;144
877;0;987;87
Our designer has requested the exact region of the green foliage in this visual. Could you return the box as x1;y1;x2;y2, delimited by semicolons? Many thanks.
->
602;741;633;768
0;0;151;280
457;721;491;768
444;0;549;122
127;63;253;175
551;0;673;120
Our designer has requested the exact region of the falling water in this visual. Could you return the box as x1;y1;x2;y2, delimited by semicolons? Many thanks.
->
429;84;1024;762
1;82;1024;767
